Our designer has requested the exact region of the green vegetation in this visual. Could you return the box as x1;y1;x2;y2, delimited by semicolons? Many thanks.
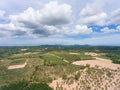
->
75;71;81;80
25;83;53;90
0;45;120;90
0;81;25;90
0;81;53;90
41;55;66;66
106;53;120;64
10;59;26;65
62;74;67;80
54;51;93;63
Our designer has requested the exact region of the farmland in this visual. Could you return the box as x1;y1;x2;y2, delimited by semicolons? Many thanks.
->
0;45;120;90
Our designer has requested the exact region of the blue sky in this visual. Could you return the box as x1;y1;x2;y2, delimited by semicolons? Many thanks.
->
0;0;120;46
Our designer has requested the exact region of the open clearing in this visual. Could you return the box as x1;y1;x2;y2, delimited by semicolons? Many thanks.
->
49;52;120;90
69;52;79;55
49;67;120;90
8;59;28;70
72;56;120;69
1;46;120;90
49;78;79;90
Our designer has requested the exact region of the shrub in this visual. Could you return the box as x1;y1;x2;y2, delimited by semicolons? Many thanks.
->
62;74;67;80
47;77;53;83
0;81;25;90
75;72;81;80
25;83;53;90
0;81;53;90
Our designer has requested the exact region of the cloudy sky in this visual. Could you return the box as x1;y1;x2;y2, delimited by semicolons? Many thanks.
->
0;0;120;46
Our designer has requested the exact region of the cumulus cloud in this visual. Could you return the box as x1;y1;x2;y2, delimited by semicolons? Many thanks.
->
39;1;72;25
0;10;8;23
1;33;119;46
57;24;93;36
0;10;5;18
9;1;72;26
101;26;120;33
0;1;94;38
69;25;93;35
0;1;73;37
78;1;120;26
0;0;120;46
107;8;120;25
79;2;107;26
1;0;120;40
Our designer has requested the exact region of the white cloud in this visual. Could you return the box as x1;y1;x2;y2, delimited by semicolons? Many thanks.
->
0;23;28;38
107;8;120;25
56;24;93;35
71;25;92;35
101;26;120;33
117;26;120;30
80;34;120;46
0;0;120;46
0;10;5;18
9;1;72;26
0;1;73;37
39;1;72;25
0;10;7;23
79;2;107;26
78;1;120;26
1;33;120;46
0;1;94;38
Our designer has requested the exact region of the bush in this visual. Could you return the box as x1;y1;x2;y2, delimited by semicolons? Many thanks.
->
25;83;53;90
0;81;25;90
62;74;67;80
0;81;53;90
75;72;81;80
47;77;53;83
42;55;66;66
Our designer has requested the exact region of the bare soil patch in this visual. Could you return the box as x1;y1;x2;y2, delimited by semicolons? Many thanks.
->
72;57;120;69
69;52;79;55
8;60;28;70
85;52;98;56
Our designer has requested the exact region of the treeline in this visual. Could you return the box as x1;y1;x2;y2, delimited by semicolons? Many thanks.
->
106;53;120;64
0;81;53;90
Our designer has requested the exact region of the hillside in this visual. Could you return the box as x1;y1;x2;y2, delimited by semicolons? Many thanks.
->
0;46;120;90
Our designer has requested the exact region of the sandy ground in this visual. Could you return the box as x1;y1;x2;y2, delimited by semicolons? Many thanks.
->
49;78;78;90
72;52;120;69
63;59;69;63
72;57;120;69
13;52;38;57
24;52;38;55
0;60;10;62
49;67;120;90
85;52;98;56
8;59;28;70
69;52;79;55
49;52;120;90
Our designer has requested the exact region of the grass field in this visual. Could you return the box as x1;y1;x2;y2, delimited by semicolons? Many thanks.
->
10;59;26;65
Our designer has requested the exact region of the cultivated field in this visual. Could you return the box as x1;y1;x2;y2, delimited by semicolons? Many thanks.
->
0;46;120;90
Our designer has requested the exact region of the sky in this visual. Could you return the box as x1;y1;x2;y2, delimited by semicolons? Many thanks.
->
0;0;120;46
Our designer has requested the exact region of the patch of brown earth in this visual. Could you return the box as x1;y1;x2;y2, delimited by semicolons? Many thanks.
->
8;60;28;70
72;57;120;69
69;52;79;55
